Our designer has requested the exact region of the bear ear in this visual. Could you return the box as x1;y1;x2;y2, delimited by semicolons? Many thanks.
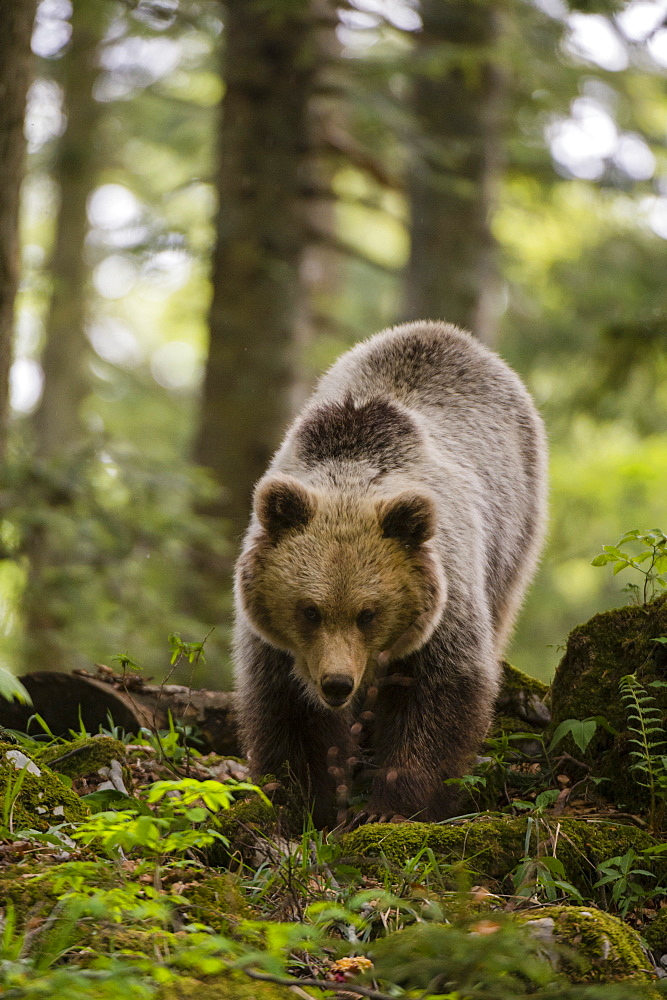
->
254;475;316;541
378;491;436;548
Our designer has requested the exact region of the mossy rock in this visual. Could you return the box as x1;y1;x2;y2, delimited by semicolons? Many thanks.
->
0;743;88;832
37;735;129;783
521;905;651;983
158;974;293;999
644;908;667;956
548;596;667;810
494;661;550;734
340;816;664;898
367;912;655;995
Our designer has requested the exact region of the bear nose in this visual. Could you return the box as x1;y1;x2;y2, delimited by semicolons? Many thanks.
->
320;673;354;706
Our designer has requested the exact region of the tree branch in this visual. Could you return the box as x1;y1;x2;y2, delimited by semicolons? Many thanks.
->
244;967;395;1000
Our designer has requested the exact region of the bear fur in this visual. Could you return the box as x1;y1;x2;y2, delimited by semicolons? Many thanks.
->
234;321;548;827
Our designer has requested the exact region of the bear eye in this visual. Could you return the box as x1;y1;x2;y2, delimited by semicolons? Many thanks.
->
302;604;321;625
357;608;375;627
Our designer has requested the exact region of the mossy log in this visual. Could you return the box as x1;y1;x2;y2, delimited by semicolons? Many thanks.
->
341;815;664;898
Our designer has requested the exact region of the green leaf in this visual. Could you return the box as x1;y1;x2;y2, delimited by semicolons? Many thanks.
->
548;717;597;754
552;880;583;902
535;789;560;809
81;790;148;815
593;874;619;888
0;667;31;705
539;856;565;875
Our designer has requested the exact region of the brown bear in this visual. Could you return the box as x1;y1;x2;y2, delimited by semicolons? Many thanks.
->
234;320;548;827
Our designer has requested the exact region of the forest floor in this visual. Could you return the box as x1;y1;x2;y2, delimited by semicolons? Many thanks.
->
0;600;666;999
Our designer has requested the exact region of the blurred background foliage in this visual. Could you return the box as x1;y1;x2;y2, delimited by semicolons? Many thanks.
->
0;0;666;686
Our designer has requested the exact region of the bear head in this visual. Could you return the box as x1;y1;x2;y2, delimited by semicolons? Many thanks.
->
236;474;447;710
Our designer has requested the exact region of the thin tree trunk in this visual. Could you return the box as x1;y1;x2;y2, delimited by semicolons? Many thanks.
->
25;2;104;672
194;0;314;536
405;0;505;344
0;0;38;460
32;1;103;458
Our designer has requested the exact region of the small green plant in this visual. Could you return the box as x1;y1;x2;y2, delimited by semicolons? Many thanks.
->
592;528;667;604
73;776;269;867
593;848;664;917
511;816;583;906
167;631;209;665
0;760;31;836
548;717;599;754
619;672;667;832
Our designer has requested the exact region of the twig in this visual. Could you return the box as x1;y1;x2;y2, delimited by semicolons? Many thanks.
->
181;626;215;777
290;987;318;1000
244;968;395;1000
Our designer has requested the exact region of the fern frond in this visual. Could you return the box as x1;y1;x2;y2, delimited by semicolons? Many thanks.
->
619;672;667;832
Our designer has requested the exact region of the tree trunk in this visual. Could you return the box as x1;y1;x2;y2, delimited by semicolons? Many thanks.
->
24;1;104;672
32;1;104;458
0;0;37;459
189;0;315;623
194;0;314;535
405;0;505;344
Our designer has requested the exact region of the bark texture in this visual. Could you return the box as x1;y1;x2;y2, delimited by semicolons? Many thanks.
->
194;0;314;536
32;1;103;458
0;0;37;458
405;0;505;344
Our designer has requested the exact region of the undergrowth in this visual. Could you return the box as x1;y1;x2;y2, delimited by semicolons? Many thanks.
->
0;627;665;997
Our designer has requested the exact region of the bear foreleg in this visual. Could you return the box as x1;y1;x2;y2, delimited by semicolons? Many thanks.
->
236;629;357;827
361;633;498;823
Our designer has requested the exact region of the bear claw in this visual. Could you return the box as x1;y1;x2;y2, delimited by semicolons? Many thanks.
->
340;810;409;831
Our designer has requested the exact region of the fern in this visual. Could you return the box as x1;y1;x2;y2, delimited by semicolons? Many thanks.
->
619;673;667;832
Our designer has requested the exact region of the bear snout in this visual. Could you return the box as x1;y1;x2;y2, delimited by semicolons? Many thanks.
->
320;673;354;707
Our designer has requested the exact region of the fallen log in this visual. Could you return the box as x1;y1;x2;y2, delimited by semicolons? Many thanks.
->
0;668;241;756
0;660;549;759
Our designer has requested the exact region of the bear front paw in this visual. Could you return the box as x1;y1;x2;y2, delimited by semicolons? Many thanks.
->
340;809;410;831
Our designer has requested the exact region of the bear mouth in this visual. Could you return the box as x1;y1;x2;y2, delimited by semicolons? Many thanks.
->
321;692;351;709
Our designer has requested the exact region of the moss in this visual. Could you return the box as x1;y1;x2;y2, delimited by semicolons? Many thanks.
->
0;859;118;928
207;796;282;866
179;873;251;934
548;596;667;810
500;661;549;701
340;816;664;898
37;735;129;783
0;863;57;923
492;661;551;736
644;909;667;954
157;974;293;999
520;905;650;983
0;743;88;832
